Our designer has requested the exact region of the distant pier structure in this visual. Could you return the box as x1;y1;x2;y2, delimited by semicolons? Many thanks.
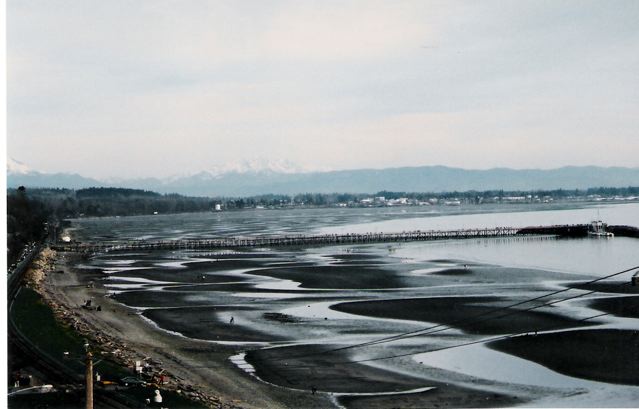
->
50;224;638;254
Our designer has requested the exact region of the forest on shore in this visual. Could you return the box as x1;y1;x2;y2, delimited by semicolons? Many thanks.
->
7;185;639;265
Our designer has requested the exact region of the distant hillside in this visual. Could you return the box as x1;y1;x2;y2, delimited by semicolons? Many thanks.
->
7;171;105;189
127;165;639;196
8;165;639;196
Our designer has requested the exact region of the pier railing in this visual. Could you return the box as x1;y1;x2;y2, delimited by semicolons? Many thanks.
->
51;225;568;253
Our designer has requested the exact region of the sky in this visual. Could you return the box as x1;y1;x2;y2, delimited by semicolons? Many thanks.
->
7;0;639;179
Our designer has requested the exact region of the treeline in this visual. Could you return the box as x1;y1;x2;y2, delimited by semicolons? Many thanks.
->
8;187;215;219
373;186;639;201
6;187;215;264
223;186;639;207
9;185;639;220
7;187;49;265
6;185;638;264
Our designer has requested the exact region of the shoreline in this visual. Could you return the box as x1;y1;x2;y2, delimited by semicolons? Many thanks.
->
32;241;639;408
38;248;333;409
37;248;529;409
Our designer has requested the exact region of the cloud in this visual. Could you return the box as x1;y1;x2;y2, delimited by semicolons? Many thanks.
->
7;1;639;178
257;1;439;61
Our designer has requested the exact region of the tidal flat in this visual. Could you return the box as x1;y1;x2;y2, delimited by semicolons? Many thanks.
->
62;203;639;408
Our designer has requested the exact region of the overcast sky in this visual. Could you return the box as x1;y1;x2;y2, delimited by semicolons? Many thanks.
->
7;1;639;179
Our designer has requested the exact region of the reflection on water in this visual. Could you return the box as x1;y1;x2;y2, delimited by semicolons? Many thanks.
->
70;202;638;243
396;236;638;276
319;202;639;234
73;202;639;407
415;343;596;388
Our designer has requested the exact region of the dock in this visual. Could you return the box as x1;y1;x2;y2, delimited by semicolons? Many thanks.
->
49;223;639;254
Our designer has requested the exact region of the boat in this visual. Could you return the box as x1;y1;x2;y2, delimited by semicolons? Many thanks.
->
588;220;614;238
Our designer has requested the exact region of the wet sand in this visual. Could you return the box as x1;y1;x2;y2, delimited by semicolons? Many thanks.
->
569;281;639;294
45;251;334;409
47;241;639;408
143;306;283;342
337;385;523;409
108;260;270;283
250;265;404;289
245;344;525;408
430;267;474;276
52;250;530;408
331;296;594;335
53;204;639;408
590;295;639;319
62;251;560;408
489;329;639;385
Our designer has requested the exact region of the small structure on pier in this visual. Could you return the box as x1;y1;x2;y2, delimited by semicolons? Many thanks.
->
588;220;614;238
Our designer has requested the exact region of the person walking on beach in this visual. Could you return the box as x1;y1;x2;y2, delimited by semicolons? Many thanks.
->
229;316;234;324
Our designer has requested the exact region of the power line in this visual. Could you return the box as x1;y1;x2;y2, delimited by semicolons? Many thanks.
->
347;311;612;365
358;282;611;348
180;266;637;377
176;266;639;392
277;310;613;372
285;265;639;360
290;266;639;358
182;310;615;378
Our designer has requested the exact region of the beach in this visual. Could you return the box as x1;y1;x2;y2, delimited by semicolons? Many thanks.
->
39;248;549;409
40;250;334;409
31;204;639;408
38;245;639;408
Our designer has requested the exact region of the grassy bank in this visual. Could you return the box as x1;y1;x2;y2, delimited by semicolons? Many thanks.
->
9;287;208;408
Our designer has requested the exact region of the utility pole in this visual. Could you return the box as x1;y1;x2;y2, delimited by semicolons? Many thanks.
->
64;340;97;409
85;343;93;409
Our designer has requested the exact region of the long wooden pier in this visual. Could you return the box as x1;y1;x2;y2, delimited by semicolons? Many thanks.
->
52;226;565;254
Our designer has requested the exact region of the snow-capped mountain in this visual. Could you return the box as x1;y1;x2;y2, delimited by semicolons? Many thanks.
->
129;159;322;185
7;158;104;189
106;159;322;191
6;158;639;197
7;157;31;174
203;158;322;178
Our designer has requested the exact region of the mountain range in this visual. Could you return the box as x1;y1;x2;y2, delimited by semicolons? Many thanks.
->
7;158;639;197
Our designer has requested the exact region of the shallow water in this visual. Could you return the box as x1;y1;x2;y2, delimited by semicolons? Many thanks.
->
318;202;639;234
72;202;639;407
